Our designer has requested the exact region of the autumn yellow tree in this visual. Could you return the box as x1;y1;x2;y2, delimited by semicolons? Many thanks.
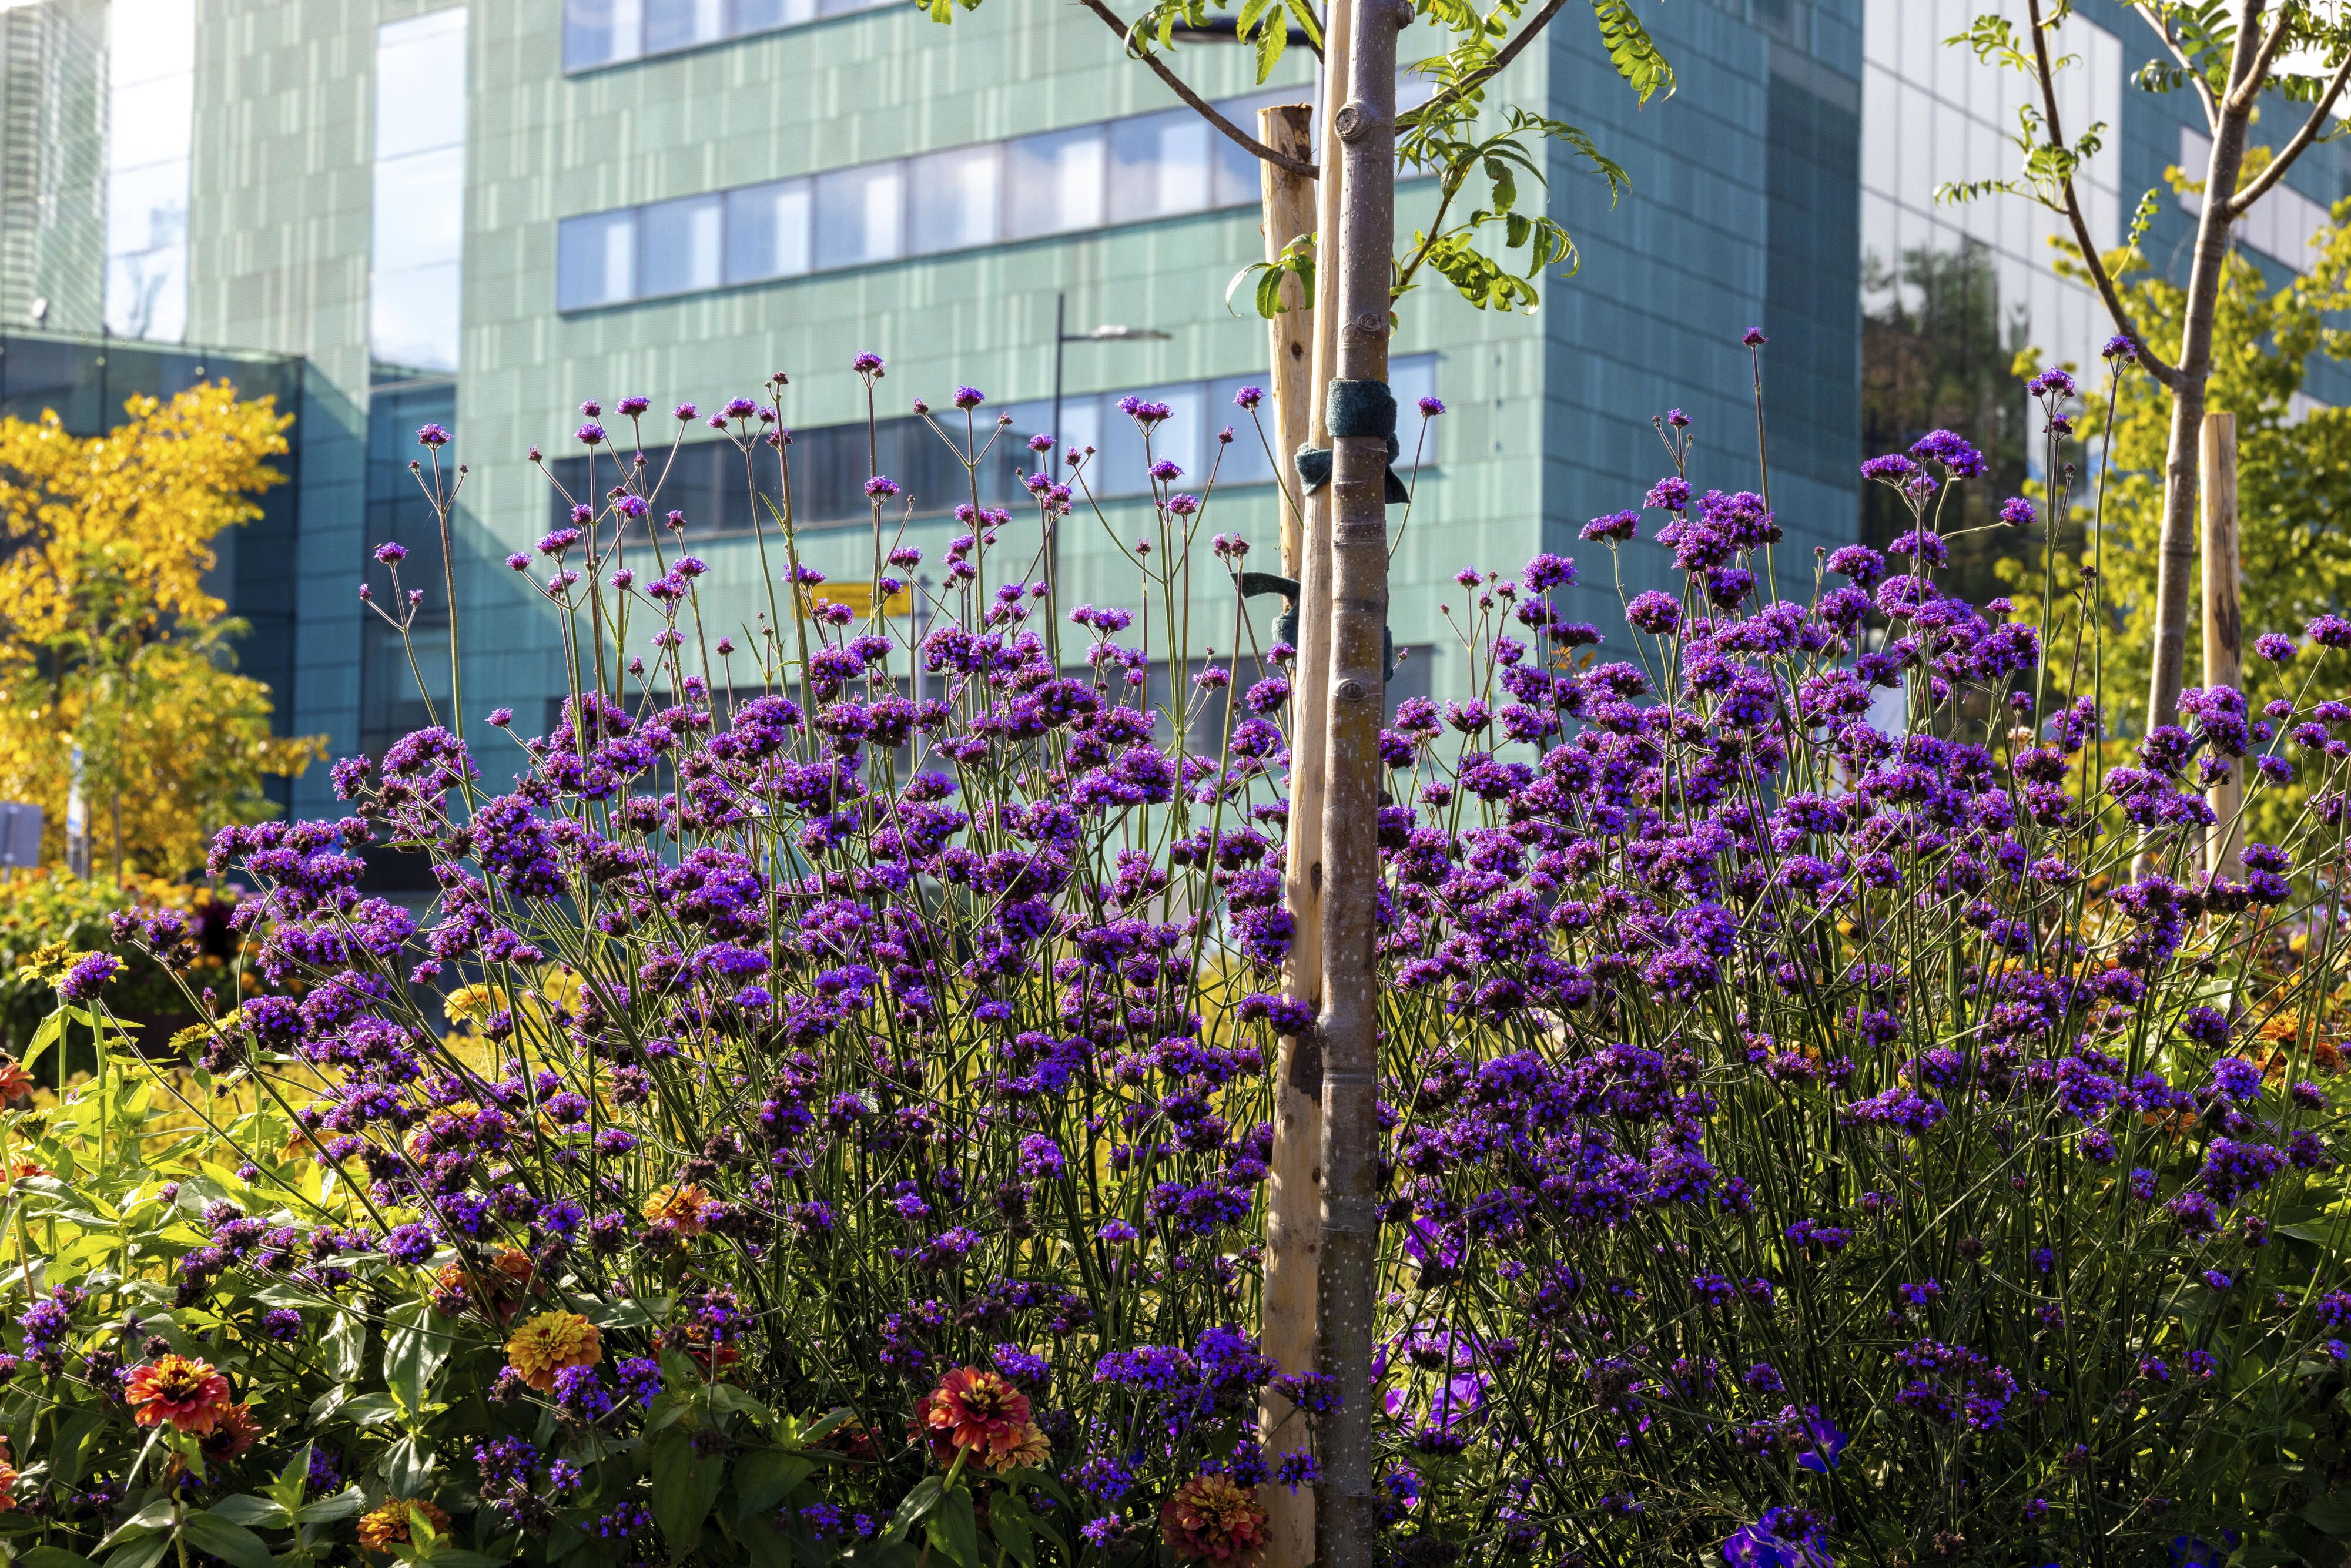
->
0;384;322;877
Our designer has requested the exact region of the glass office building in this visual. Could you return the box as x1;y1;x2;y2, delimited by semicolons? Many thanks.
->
0;0;2340;833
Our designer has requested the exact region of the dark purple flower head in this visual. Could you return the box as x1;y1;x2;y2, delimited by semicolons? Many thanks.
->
952;386;984;410
58;951;121;1001
617;396;651;417
672;403;696;420
1742;327;1767;347
866;476;901;501
415;423;451;448
2000;496;2037;528
2256;632;2298;661
1859;453;1916;483
2102;334;2138;363
575;423;607;447
852;352;885;375
1665;407;1690;428
1418;396;1445;417
1582;510;1639;543
1646;477;1692;512
374;542;409;565
1233;386;1264;410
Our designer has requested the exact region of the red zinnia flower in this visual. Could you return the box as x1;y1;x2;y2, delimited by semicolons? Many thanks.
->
915;1367;1032;1466
1161;1472;1269;1564
125;1355;234;1435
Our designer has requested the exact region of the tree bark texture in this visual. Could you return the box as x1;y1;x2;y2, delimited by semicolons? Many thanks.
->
2201;410;2243;879
2144;4;2257;738
1315;0;1400;1563
1255;95;1328;1568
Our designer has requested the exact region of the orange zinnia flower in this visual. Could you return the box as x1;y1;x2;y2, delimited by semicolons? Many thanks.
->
507;1310;602;1392
200;1403;262;1463
0;1445;16;1513
642;1182;714;1237
1161;1472;1270;1564
915;1366;1034;1467
358;1497;451;1551
0;1061;32;1103
125;1355;234;1435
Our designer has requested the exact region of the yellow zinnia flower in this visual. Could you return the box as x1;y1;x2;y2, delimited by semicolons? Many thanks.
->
506;1310;601;1392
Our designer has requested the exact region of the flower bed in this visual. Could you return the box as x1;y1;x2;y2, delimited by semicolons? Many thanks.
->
5;349;2351;1567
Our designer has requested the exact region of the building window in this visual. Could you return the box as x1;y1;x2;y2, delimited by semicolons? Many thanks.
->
104;0;193;342
548;355;1439;537
370;7;467;377
725;180;812;283
813;162;905;270
637;193;724;297
557;209;638;310
568;0;885;71
551;81;1446;311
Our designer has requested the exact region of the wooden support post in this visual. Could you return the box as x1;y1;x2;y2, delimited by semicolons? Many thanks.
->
1254;97;1324;1568
1316;0;1400;1560
2202;410;2243;881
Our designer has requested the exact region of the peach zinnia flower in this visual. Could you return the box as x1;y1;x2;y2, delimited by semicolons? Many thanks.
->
641;1182;714;1237
0;1444;16;1513
507;1310;602;1392
915;1367;1033;1467
0;1061;32;1104
985;1420;1051;1473
358;1497;451;1551
200;1403;262;1463
1161;1472;1269;1564
125;1355;234;1435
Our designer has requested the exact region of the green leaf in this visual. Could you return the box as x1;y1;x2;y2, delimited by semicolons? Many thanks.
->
734;1449;816;1517
709;1383;773;1426
322;1307;366;1383
21;1007;64;1074
925;1487;983;1568
987;1489;1037;1568
1589;0;1673;103
385;1298;454;1418
2307;1491;2351;1536
650;1430;727;1556
179;1512;276;1568
49;1408;104;1489
416;1553;510;1567
99;1538;169;1568
203;1495;290;1530
299;1487;367;1525
879;1477;943;1547
98;1502;175;1551
18;1549;104;1568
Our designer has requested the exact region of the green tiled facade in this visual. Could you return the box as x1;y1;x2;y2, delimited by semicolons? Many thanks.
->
161;0;1867;822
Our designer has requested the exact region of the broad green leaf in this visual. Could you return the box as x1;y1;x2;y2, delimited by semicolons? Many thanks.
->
98;1501;175;1550
2308;1491;2351;1536
203;1495;290;1530
925;1487;982;1568
21;1007;64;1074
385;1298;454;1418
99;1538;169;1568
298;1486;367;1525
18;1549;104;1568
879;1476;943;1546
179;1512;276;1568
734;1449;815;1517
322;1307;366;1383
649;1430;726;1555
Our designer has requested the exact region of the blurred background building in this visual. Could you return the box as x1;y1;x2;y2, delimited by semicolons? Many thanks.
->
0;0;2341;845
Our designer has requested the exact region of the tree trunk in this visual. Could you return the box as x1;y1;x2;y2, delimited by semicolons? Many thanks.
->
2201;410;2243;879
1256;94;1330;1568
1315;0;1400;1562
2144;16;2255;738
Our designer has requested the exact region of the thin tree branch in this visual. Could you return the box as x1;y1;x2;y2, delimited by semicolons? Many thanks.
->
2224;0;2289;115
1395;0;1572;133
1077;0;1319;177
2029;0;2183;388
2133;1;2219;130
2226;50;2351;216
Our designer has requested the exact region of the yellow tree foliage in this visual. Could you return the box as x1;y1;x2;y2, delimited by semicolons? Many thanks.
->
0;384;323;876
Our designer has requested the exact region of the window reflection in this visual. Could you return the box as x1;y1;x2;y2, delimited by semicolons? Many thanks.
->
551;83;1463;313
638;193;724;297
644;0;725;53
814;163;905;269
104;0;193;341
1005;126;1107;240
370;8;467;376
725;180;812;282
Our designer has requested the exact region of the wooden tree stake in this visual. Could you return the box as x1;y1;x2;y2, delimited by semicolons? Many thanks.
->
1255;95;1327;1568
2202;410;2243;880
